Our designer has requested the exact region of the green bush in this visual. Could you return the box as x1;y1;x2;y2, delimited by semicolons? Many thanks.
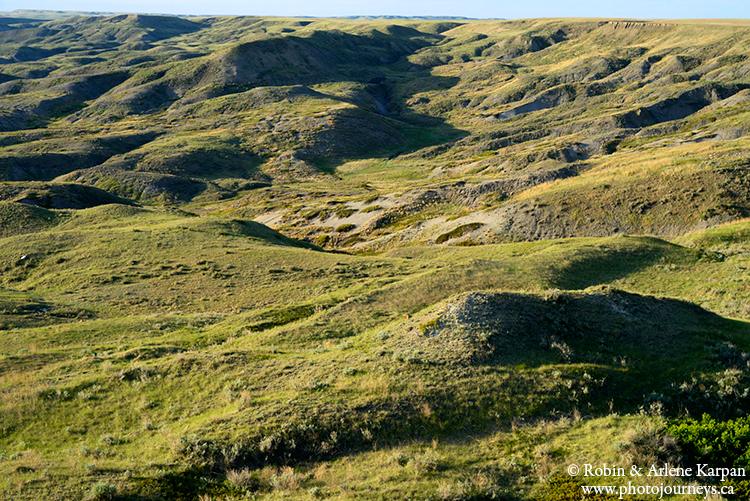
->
668;414;750;495
668;414;750;469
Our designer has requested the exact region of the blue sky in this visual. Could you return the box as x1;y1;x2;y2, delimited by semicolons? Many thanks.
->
2;0;749;19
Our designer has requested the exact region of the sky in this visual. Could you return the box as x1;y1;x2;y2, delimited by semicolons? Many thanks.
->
1;0;749;19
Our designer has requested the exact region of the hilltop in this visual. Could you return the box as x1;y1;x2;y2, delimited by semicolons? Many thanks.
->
1;14;750;501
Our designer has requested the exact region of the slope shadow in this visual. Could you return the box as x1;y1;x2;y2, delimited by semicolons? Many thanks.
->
539;237;691;290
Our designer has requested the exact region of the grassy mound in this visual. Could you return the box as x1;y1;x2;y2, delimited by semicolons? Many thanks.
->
0;182;137;209
677;218;750;249
0;200;59;237
392;289;740;373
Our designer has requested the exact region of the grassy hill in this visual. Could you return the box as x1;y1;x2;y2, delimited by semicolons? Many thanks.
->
1;14;750;501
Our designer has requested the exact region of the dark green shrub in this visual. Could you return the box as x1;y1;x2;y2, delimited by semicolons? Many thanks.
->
668;414;750;494
668;414;750;469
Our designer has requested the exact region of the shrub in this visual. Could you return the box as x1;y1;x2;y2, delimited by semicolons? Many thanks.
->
308;486;325;498
435;470;512;500
270;466;305;491
174;434;221;467
419;318;439;334
99;434;127;446
617;420;681;467
117;366;154;382
538;474;611;501
409;448;443;475
308;380;330;391
668;414;750;469
710;341;750;370
390;449;443;475
86;482;116;501
375;331;390;341
225;468;261;490
256;422;338;464
145;467;216;501
676;369;750;417
667;414;750;495
335;224;356;233
391;451;410;467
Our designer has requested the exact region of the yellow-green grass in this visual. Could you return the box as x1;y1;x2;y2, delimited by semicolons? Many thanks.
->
2;208;750;499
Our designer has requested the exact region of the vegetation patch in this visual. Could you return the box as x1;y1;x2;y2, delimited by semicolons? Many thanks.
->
435;222;485;244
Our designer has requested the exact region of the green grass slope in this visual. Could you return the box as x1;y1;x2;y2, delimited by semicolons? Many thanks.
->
0;208;749;499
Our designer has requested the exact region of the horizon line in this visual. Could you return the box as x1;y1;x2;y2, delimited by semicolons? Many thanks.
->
2;9;750;21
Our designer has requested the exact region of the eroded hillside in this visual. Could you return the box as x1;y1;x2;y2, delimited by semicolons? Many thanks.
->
1;16;749;247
